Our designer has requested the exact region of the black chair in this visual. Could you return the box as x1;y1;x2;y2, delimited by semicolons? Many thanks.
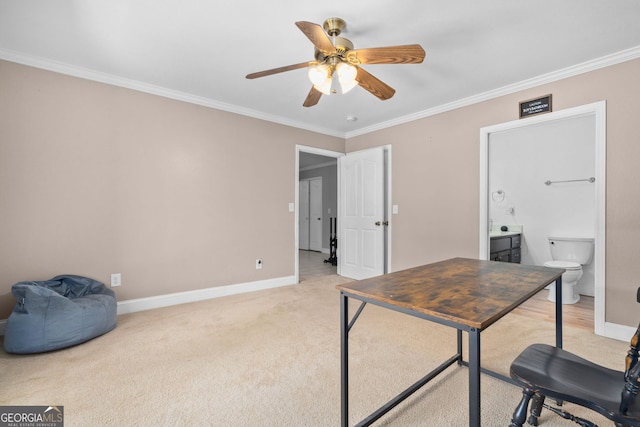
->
509;324;640;427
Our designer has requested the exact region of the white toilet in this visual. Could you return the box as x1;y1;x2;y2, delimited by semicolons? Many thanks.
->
544;236;594;304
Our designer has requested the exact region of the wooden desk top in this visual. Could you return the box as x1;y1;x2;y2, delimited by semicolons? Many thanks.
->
336;257;564;330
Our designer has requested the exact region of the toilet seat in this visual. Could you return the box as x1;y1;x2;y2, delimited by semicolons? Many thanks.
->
544;260;581;270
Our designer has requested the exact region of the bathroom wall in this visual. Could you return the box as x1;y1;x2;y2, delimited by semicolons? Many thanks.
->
488;114;596;296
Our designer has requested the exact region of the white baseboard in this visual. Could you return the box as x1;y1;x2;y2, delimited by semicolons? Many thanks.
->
602;321;637;342
0;276;297;336
1;279;636;344
116;275;297;315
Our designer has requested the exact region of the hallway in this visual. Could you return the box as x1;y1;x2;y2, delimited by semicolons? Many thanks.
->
299;250;337;282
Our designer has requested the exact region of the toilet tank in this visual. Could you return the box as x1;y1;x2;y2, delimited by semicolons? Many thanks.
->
548;237;594;264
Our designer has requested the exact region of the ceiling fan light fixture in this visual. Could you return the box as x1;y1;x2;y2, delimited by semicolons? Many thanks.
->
308;63;330;87
336;62;357;94
309;63;334;95
314;77;333;95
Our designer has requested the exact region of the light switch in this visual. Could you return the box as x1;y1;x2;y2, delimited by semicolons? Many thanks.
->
393;205;399;214
288;203;294;212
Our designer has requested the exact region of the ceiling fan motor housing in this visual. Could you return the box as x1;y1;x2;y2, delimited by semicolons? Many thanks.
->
323;17;346;36
314;36;353;63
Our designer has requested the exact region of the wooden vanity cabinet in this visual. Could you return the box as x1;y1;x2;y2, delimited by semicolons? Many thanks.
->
490;234;521;263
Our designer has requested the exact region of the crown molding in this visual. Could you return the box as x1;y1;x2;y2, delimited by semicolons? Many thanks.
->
345;45;640;138
2;45;639;140
0;48;345;139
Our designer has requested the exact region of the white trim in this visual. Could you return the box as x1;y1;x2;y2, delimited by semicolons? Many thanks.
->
593;101;607;336
479;101;608;337
384;145;393;274
295;145;344;283
116;275;296;315
2;46;639;139
604;322;638;342
0;48;345;138
346;46;640;138
0;275;294;336
295;146;345;158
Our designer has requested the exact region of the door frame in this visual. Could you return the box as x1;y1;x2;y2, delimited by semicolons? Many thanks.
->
479;101;608;336
295;145;392;283
295;145;343;283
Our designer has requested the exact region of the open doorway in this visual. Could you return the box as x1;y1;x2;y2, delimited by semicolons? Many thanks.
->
296;146;342;283
295;145;392;283
479;101;606;336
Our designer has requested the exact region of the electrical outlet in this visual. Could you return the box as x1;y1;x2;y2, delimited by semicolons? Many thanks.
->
111;273;121;287
256;259;263;270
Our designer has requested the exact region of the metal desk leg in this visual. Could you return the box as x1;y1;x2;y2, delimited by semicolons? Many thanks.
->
469;328;480;427
457;329;463;365
341;292;349;427
555;276;563;349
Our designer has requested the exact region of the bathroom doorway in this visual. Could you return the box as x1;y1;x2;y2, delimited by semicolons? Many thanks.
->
479;101;607;336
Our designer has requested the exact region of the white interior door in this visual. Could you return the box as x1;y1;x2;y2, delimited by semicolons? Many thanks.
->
339;148;385;279
299;180;310;250
300;177;322;251
309;178;323;251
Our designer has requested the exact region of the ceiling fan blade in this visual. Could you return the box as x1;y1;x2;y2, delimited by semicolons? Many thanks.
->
295;21;337;54
355;67;396;100
348;44;426;65
246;62;310;79
303;86;322;107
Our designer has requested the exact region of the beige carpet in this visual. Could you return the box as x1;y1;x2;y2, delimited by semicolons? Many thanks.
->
0;275;629;426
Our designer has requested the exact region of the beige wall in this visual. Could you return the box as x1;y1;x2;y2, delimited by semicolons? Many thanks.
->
348;58;640;327
2;58;639;327
0;60;344;317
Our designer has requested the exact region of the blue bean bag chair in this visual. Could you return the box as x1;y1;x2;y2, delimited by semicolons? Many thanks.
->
3;275;117;354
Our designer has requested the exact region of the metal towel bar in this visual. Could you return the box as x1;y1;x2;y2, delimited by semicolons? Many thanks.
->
544;177;595;186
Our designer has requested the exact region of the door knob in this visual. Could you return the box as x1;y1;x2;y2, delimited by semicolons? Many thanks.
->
375;221;381;226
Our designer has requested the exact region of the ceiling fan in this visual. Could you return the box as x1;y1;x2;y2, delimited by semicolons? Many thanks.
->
246;18;426;107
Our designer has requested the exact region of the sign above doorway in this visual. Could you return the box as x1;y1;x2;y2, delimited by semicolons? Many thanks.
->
519;94;552;118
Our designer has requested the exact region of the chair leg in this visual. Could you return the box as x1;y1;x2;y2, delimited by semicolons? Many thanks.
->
527;393;545;426
510;388;535;427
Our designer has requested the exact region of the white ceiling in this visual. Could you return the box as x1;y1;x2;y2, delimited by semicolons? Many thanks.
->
1;1;640;138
